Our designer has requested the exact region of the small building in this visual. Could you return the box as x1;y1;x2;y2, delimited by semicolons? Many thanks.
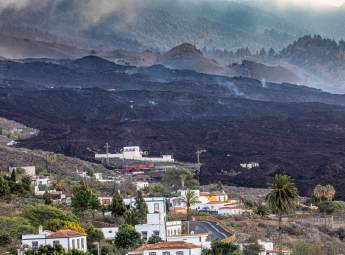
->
124;197;167;215
128;241;202;255
31;176;51;186
133;175;151;181
9;166;35;176
166;233;210;249
202;191;228;202
98;227;118;240
227;198;239;204
201;201;226;212
136;213;169;242
218;206;243;215
94;173;102;180
266;244;290;254
21;228;87;253
239;241;274;255
240;162;259;169
98;197;113;205
76;171;88;178
136;181;149;190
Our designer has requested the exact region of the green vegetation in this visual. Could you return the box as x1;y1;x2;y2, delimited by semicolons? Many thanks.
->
46;152;56;175
318;201;343;215
21;204;79;227
83;164;94;177
24;243;90;255
202;238;240;255
71;179;91;217
266;175;299;253
254;204;271;217
85;224;104;254
133;190;148;223
152;183;165;196
147;234;163;244
108;190;126;224
89;193;101;220
162;167;199;189
114;224;143;249
179;190;201;220
0;216;36;244
43;219;86;234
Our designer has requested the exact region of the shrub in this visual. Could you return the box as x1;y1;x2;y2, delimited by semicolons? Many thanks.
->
302;206;311;211
43;219;86;234
166;216;179;222
194;212;211;216
332;201;343;210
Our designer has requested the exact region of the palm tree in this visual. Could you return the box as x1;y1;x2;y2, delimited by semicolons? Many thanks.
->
313;185;324;203
47;152;56;175
325;185;335;201
180;175;186;189
179;190;201;221
266;175;299;253
254;204;272;218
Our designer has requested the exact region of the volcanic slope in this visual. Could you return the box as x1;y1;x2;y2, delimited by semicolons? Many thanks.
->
158;43;311;87
1;57;345;200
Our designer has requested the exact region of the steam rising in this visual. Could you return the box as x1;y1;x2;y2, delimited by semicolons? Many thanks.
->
261;78;266;88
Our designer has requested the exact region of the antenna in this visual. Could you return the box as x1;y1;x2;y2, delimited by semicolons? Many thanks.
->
104;143;110;164
195;149;206;182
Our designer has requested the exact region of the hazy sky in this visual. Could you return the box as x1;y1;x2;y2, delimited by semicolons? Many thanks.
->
314;0;344;6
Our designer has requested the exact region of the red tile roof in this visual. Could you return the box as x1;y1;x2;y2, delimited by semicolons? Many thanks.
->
142;241;201;250
206;201;225;204
129;244;154;254
46;230;86;238
200;192;210;196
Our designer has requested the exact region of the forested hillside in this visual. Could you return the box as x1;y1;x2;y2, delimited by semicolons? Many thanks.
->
0;0;310;52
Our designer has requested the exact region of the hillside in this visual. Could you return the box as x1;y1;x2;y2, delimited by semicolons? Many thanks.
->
0;0;310;52
159;43;311;87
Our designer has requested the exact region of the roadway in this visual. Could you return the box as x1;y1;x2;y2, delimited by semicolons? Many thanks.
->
183;221;233;242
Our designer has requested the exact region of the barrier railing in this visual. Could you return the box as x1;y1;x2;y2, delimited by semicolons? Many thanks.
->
193;216;236;242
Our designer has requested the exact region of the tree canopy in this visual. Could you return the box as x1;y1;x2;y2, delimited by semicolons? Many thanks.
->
114;224;142;249
161;168;199;189
71;179;91;216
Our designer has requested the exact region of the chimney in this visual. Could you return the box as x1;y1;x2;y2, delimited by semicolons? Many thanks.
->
39;226;43;234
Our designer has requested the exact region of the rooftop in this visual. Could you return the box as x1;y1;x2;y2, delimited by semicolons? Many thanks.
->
46;230;87;238
133;175;150;179
209;191;226;196
142;241;201;250
167;233;208;237
272;245;289;252
206;201;226;204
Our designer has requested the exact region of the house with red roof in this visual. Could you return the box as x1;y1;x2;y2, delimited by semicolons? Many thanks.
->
21;226;87;253
266;244;290;254
128;241;202;255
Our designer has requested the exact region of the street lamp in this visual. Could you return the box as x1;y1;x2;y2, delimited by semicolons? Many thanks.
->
195;149;206;182
93;242;100;255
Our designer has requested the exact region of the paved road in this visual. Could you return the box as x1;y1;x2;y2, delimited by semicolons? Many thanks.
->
183;221;233;242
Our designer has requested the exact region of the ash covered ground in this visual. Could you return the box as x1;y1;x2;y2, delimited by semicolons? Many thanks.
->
1;56;345;199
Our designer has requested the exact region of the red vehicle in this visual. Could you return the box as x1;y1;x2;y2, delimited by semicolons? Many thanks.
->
125;163;155;174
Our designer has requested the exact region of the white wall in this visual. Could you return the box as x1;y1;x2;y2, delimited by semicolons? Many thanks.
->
142;248;201;255
136;181;149;190
99;227;119;240
166;221;182;237
9;166;35;176
125;197;166;215
136;223;166;242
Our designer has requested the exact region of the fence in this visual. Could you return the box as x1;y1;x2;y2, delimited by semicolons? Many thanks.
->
193;216;236;242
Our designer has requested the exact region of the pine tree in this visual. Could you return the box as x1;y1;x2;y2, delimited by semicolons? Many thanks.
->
43;189;52;205
133;190;148;223
89;193;101;220
217;181;223;191
0;168;10;198
108;190;126;224
71;179;91;217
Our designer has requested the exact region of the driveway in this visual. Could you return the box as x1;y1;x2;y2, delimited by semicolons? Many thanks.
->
183;220;233;242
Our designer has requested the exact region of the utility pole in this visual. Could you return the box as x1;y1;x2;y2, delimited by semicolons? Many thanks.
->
195;149;206;182
105;143;110;164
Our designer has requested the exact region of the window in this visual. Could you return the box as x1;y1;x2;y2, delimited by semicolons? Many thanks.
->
163;252;170;255
81;238;84;249
109;230;112;233
178;229;181;235
154;203;159;212
153;231;159;236
149;253;156;255
77;239;80;249
53;241;59;248
142;231;148;241
167;230;170;236
39;181;42;185
72;239;75;249
32;241;38;251
177;252;184;255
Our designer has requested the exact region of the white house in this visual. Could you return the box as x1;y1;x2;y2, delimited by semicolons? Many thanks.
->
98;227;118;240
240;162;259;169
94;173;103;180
124;197;167;215
166;221;182;238
9;166;35;176
76;171;88;178
239;241;274;255
266;244;290;254
200;201;226;212
136;213;168;242
128;241;202;255
21;227;87;253
218;206;243;215
166;233;210;249
136;181;149;190
31;176;51;186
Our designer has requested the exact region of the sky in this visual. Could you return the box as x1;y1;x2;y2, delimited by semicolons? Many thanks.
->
317;0;345;6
